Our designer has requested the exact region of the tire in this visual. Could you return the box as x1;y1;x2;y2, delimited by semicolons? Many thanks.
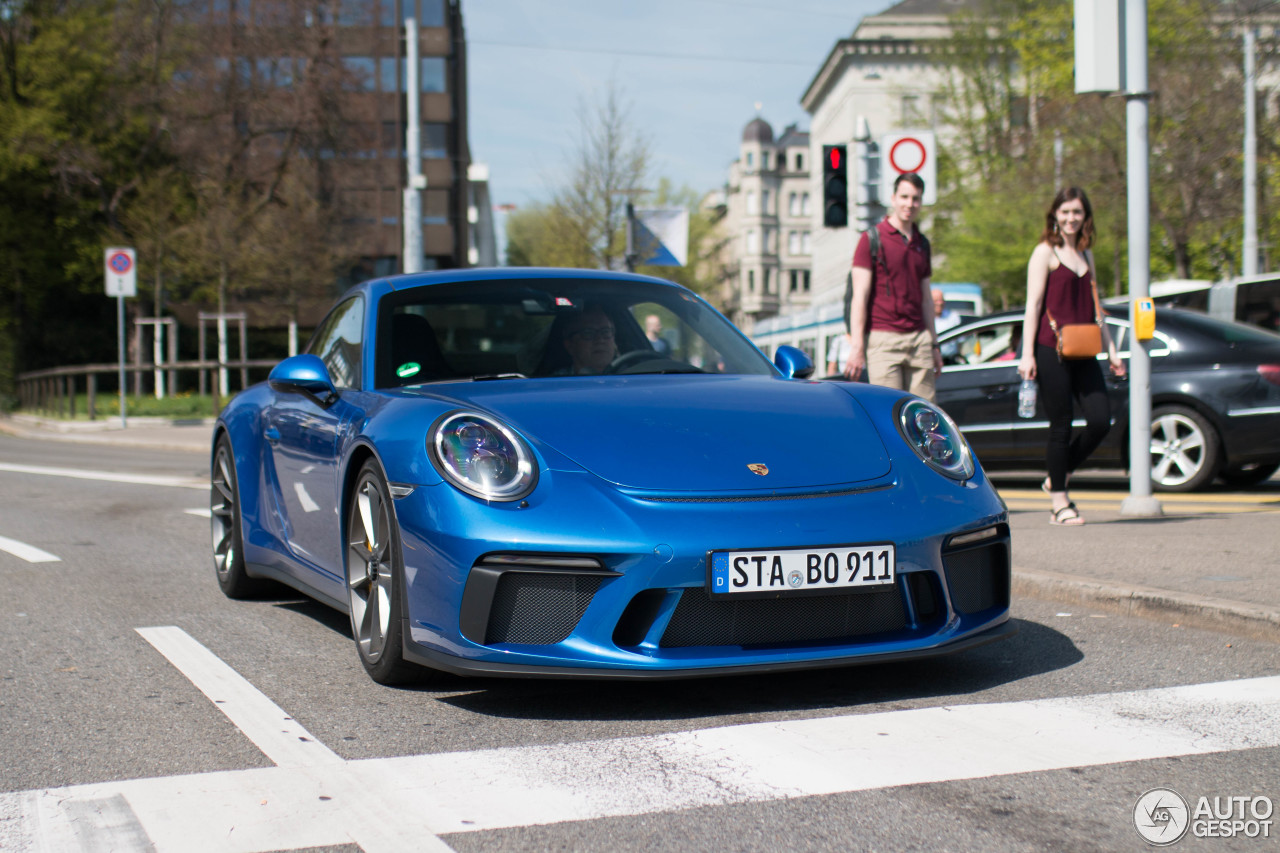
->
1149;405;1220;492
345;460;423;685
1218;461;1280;489
211;435;268;598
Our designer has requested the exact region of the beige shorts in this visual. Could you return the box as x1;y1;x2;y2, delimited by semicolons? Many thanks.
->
866;328;936;400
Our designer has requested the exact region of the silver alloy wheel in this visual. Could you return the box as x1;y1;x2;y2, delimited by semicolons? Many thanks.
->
347;475;395;663
211;443;237;582
1150;410;1209;488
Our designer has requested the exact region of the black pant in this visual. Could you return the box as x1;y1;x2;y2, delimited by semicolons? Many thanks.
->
1034;343;1111;492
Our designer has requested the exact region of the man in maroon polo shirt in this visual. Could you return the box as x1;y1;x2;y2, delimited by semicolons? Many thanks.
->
844;172;943;401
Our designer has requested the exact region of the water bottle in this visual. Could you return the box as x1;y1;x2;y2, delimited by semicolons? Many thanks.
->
1018;379;1037;419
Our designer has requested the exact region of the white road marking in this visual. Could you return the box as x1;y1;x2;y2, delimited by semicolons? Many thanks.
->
0;534;59;563
184;508;212;518
17;630;1280;852
0;462;206;490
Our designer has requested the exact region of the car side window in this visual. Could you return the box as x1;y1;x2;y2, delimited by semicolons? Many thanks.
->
943;322;1022;367
308;296;364;389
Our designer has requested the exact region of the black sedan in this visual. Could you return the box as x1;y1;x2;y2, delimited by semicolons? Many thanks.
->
933;306;1280;491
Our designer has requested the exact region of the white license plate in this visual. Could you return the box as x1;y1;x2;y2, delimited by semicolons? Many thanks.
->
708;544;896;597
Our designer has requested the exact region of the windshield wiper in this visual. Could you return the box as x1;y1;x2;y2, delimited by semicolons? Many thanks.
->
470;373;528;381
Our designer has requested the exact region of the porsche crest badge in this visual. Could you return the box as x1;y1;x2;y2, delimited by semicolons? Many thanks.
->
747;463;769;476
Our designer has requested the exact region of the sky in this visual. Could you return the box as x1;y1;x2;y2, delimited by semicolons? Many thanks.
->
463;0;892;211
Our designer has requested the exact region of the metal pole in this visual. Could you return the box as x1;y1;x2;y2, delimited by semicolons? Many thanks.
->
625;202;636;272
1244;28;1258;278
1121;0;1161;516
117;295;127;429
402;17;424;274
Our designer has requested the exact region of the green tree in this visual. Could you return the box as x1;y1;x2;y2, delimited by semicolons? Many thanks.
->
934;0;1262;301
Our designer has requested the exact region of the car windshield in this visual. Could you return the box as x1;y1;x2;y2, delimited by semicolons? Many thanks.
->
375;278;775;387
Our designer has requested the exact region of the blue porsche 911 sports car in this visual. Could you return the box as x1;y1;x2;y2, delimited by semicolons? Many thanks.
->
211;268;1014;683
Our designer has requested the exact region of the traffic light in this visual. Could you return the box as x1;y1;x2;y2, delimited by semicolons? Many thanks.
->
822;144;848;228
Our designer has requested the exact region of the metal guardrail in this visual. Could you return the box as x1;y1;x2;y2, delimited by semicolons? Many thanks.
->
16;359;279;420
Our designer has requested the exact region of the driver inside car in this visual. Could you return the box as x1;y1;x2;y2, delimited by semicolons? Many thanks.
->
558;304;618;375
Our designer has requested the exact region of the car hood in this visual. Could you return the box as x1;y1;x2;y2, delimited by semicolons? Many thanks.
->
419;375;893;492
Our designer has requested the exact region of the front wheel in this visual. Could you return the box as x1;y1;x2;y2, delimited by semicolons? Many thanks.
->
1149;405;1220;492
346;460;423;685
211;435;268;598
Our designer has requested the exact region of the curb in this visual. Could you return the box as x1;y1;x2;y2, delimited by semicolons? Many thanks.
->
1014;566;1280;642
0;415;212;454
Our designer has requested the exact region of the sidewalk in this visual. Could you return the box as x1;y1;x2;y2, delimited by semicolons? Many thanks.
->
2;412;1278;643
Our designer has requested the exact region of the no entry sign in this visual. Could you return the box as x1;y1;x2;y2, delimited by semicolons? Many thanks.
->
104;247;137;297
879;132;937;206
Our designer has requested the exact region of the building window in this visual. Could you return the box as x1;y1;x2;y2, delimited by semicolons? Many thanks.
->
788;231;800;255
746;192;757;215
789;270;799;292
761;189;770;214
762;151;769;170
789;192;799;216
801;193;811;216
341;57;377;91
795;152;804;171
423;123;449;158
902;94;924;127
745;152;754;168
423;189;449;225
801;231;811;255
802;270;811;291
747;270;755;292
764;227;774;253
764;269;772;294
745;229;758;253
403;0;445;26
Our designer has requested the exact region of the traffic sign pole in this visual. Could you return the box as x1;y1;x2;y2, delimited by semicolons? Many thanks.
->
105;247;137;429
117;295;127;429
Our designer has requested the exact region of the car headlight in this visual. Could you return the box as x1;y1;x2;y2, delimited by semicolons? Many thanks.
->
428;411;538;500
896;399;974;480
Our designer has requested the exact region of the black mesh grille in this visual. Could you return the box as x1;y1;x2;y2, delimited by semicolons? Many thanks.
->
660;587;907;648
943;542;1010;615
485;573;603;645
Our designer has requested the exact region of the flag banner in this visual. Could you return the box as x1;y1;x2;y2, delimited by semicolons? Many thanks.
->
634;208;689;267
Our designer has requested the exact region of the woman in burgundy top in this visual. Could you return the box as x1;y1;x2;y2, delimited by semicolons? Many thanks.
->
1016;187;1125;526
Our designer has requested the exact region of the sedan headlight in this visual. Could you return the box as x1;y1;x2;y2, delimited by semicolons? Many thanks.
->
428;411;538;500
896;399;974;480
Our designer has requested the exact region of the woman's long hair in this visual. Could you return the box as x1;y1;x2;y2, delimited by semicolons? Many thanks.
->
1041;186;1095;250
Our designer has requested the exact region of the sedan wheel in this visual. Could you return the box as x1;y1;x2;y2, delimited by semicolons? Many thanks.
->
346;460;421;685
1149;405;1220;492
211;435;266;598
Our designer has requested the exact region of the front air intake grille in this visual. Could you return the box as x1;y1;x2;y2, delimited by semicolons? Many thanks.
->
943;540;1010;615
659;587;907;648
485;573;603;645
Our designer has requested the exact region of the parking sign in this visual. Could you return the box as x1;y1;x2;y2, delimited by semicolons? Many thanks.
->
105;247;137;297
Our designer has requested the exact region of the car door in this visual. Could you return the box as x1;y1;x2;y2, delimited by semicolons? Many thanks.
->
265;296;365;583
936;318;1024;465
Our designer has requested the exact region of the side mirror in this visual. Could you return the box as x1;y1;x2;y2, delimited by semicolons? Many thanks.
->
774;345;815;380
268;354;338;404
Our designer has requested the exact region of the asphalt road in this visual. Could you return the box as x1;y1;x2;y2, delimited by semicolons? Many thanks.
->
2;435;1279;852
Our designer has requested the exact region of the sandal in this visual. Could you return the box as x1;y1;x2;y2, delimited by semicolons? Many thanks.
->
1050;502;1084;526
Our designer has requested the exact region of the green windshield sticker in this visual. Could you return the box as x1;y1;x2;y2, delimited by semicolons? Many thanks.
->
396;362;421;378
